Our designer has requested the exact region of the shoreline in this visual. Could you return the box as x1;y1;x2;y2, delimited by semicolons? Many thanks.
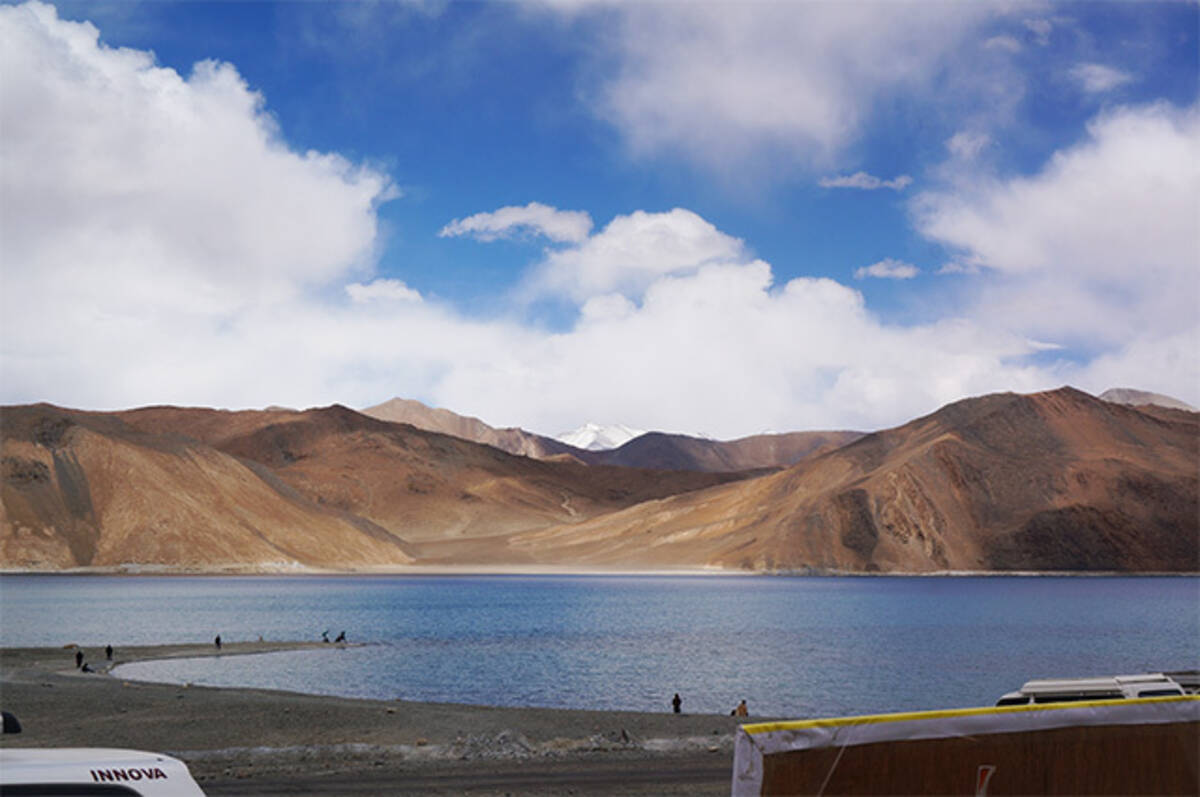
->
1;642;752;795
3;564;1197;577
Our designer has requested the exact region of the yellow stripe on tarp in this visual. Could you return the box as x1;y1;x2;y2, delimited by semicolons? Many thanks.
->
741;694;1200;736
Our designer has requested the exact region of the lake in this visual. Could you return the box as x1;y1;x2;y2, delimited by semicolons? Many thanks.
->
1;574;1196;718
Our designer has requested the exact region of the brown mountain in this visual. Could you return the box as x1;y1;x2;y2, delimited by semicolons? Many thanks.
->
596;430;863;472
4;388;1195;573
1;403;747;570
361;398;581;461
0;404;415;570
505;388;1199;573
362;396;861;472
1099;387;1196;412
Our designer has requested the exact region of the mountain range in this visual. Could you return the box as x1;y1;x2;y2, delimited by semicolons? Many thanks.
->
2;387;1196;573
361;397;862;472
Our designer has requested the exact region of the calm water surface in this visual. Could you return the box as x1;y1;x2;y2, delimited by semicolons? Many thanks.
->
2;574;1197;717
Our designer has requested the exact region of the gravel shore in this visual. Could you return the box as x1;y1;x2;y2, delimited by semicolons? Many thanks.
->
1;642;753;795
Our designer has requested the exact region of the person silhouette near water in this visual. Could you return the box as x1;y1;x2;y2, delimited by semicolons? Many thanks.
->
334;631;346;643
731;699;748;717
74;650;83;669
672;693;682;714
214;634;221;650
322;630;330;643
105;644;113;661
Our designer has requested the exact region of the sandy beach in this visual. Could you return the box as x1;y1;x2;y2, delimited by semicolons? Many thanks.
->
0;642;752;795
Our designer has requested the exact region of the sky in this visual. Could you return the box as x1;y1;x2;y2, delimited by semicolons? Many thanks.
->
0;0;1197;439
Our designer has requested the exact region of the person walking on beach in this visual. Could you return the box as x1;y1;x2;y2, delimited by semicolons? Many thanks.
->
214;634;221;650
105;644;113;661
74;650;83;669
671;693;682;714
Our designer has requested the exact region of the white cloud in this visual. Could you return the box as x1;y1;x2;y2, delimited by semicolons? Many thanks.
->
914;101;1200;349
855;259;920;280
439;202;593;244
545;2;998;174
346;279;422;304
1023;18;1052;46
1070;63;1133;94
0;1;393;322
984;35;1021;53
946;131;991;160
819;172;913;191
3;4;1195;442
521;208;747;303
433;261;1056;436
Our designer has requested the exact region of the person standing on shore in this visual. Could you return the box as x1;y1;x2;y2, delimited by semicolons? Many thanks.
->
214;634;221;650
74;650;83;669
671;693;682;714
105;645;113;661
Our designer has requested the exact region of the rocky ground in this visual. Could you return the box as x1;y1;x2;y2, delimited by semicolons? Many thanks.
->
1;642;755;795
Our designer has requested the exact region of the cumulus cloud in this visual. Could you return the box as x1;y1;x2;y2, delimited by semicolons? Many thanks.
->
2;3;1195;440
945;131;991;160
439;202;593;244
520;208;747;303
346;279;422;303
0;1;391;399
1070;63;1133;94
914;101;1200;350
1023;17;1053;46
546;2;998;174
0;1;393;322
855;259;920;280
819;172;913;191
984;35;1021;53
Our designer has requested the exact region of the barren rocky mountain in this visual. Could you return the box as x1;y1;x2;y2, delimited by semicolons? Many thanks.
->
0;403;746;570
0;404;415;570
3;388;1196;573
362;398;585;461
1099;387;1196;412
595;430;863;472
363;396;861;472
504;388;1199;573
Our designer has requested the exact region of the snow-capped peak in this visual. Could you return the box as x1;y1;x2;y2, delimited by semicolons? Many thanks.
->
557;422;646;451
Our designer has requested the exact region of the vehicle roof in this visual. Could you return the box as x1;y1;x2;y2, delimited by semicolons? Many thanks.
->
1019;675;1172;695
0;748;204;796
0;748;177;766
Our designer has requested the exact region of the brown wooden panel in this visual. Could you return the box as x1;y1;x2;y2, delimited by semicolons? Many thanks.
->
760;721;1199;795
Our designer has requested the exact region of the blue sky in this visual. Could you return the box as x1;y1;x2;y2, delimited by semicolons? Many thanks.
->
1;1;1197;438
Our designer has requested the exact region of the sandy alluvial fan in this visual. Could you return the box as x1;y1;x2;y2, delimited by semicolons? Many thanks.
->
1;387;1196;573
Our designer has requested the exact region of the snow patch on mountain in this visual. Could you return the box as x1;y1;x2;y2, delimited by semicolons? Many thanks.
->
557;422;646;451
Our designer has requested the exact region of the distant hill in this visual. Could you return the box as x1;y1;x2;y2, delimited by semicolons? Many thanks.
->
1;403;744;570
598;430;863;472
557;422;645;451
362;396;861;472
1099;388;1195;412
5;388;1194;573
361;397;581;460
507;388;1199;573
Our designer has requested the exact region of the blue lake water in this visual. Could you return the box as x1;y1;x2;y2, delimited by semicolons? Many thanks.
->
1;574;1197;718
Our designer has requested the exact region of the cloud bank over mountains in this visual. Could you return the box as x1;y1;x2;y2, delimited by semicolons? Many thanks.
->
0;2;1195;439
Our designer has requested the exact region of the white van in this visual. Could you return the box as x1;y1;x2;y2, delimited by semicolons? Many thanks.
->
996;672;1186;706
0;748;205;796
